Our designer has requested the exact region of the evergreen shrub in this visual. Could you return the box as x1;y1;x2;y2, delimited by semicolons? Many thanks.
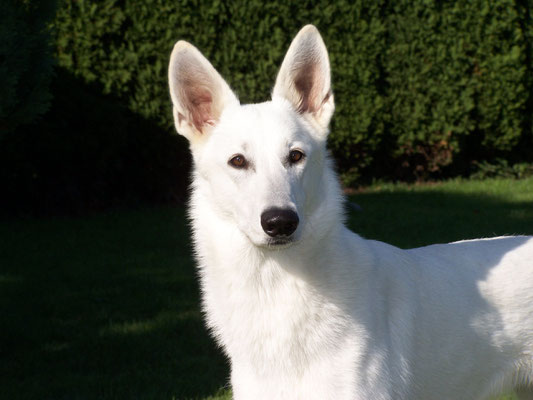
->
0;69;190;216
49;0;533;182
0;0;56;135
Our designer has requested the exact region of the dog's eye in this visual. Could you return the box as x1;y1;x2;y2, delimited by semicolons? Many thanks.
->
229;154;247;169
289;150;305;164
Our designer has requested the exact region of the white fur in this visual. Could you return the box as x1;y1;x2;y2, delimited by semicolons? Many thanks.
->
168;25;533;399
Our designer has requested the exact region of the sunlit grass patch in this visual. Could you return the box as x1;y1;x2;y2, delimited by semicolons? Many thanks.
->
100;310;201;337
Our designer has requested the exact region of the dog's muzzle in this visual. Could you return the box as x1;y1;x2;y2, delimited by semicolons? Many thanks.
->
260;208;299;239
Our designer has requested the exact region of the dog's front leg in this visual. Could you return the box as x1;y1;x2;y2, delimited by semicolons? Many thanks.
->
230;363;269;400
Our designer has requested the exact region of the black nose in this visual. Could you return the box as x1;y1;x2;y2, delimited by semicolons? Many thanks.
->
260;208;299;237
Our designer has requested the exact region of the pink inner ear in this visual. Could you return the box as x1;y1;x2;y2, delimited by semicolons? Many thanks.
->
186;86;213;134
293;63;320;114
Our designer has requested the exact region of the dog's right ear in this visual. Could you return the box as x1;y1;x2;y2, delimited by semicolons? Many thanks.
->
168;41;239;143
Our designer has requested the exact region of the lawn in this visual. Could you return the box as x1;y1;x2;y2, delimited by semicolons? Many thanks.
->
1;177;532;399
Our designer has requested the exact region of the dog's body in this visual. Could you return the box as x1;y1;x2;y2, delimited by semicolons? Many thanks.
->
168;25;533;399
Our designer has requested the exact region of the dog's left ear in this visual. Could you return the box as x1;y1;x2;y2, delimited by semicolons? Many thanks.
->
272;25;334;136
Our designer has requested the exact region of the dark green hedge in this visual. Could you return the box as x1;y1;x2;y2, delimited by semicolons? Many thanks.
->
3;0;532;215
52;0;532;182
0;69;190;216
0;0;56;135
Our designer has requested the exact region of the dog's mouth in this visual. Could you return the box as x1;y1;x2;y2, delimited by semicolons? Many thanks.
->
263;236;297;249
269;237;292;246
245;231;300;250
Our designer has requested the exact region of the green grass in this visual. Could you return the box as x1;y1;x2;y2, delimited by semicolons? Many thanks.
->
347;178;533;248
1;177;532;399
0;207;228;400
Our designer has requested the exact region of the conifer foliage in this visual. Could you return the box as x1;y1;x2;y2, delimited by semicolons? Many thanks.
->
0;0;56;135
53;0;532;181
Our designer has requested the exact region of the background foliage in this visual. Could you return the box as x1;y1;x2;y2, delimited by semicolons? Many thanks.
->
1;0;532;215
0;0;56;135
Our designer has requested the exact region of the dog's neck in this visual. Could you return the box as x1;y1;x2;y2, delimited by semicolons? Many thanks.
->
186;158;377;374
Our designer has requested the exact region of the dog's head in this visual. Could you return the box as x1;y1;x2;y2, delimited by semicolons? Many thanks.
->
169;25;337;249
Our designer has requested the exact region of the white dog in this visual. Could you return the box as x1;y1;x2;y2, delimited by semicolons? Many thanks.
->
168;25;533;400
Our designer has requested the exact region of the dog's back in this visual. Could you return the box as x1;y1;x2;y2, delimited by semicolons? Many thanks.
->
369;236;533;399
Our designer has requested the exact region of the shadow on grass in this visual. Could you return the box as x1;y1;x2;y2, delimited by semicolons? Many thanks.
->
1;180;532;399
0;206;228;400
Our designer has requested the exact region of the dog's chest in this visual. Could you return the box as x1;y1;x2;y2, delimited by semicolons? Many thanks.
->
201;259;350;371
